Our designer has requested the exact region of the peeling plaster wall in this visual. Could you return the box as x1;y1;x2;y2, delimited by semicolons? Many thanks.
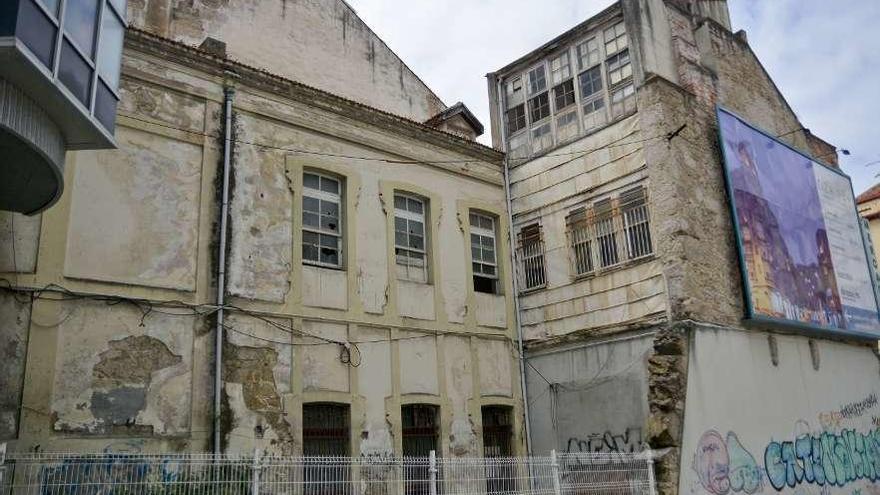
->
127;0;446;122
0;212;41;273
49;300;194;436
0;292;30;440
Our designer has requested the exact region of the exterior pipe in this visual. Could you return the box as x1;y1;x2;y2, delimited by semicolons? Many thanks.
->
214;86;235;455
496;77;534;455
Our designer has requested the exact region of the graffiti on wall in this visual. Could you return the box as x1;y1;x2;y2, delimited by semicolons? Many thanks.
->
564;427;646;454
694;430;764;495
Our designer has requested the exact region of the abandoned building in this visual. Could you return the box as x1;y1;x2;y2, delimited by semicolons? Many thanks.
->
0;0;524;460
486;1;880;495
1;1;880;495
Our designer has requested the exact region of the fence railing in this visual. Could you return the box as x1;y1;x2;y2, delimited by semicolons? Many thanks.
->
0;447;656;495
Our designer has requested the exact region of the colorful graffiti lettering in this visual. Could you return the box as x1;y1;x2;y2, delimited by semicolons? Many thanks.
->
694;430;762;495
564;427;645;454
765;428;880;490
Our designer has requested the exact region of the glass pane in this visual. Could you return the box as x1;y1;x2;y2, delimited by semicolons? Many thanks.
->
482;235;494;248
322;200;338;218
470;233;480;247
96;8;123;89
472;247;481;261
18;0;57;68
473;262;482;274
302;243;318;262
320;176;339;194
94;79;117;130
319;234;338;249
469;213;479;227
408;197;423;214
303;196;319;213
303;173;319;190
395;231;407;247
39;0;60;16
58;39;92;104
302;230;318;245
408;220;423;236
320;214;338;232
484;249;495;263
320;248;339;266
410;235;423;250
394;195;406;210
108;0;126;15
394;216;407;233
302;211;318;228
480;216;493;230
63;0;100;57
484;265;496;276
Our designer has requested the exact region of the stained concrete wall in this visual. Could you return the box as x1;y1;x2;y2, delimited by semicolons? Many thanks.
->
0;292;30;440
0;30;523;457
525;332;654;455
679;327;880;495
127;0;446;122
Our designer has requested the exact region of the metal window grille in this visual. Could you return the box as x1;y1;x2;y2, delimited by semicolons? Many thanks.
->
394;194;428;283
470;212;499;294
517;224;547;291
402;405;440;495
566;187;653;276
303;172;343;268
0;449;657;495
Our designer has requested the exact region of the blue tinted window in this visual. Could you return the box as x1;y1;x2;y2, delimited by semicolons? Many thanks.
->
94;79;117;130
59;39;92;104
39;0;60;17
63;0;99;57
18;0;57;67
96;8;123;88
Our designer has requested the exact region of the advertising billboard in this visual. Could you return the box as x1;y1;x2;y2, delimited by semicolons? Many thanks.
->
717;107;880;338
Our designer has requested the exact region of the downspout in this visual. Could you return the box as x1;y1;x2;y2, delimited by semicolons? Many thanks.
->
496;76;533;455
214;86;235;455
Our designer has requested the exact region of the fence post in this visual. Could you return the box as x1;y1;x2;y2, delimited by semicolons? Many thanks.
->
251;448;263;495
429;450;438;495
551;449;562;495
646;450;657;495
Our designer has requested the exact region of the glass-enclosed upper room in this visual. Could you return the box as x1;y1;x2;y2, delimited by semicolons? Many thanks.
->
0;0;125;213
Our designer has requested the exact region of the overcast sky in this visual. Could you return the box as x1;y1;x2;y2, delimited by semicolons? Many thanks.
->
348;0;880;196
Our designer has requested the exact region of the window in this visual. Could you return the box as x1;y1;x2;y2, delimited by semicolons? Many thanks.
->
17;0;58;67
505;77;524;107
553;79;576;111
483;406;515;493
578;65;603;100
594;198;619;268
64;0;100;58
556;111;579;142
566;207;594;276
58;39;92;104
527;65;546;95
621;187;652;259
470;212;499;294
303;403;350;456
557;111;577;129
517;224;546;291
302;172;343;268
611;83;636;118
576;37;601;70
549;52;571;85
303;403;350;494
402;404;440;494
506;104;526;135
531;122;552;153
528;92;550;122
604;22;628;55
395;193;428;283
607;49;632;86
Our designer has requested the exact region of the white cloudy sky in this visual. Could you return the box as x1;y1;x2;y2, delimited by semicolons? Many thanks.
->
348;0;880;195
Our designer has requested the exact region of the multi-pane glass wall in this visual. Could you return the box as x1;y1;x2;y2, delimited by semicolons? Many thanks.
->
11;0;126;132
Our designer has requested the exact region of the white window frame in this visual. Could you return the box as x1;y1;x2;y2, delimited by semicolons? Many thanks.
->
604;22;628;55
566;208;594;277
470;212;499;282
576;37;601;70
517;223;547;291
302;171;343;269
527;64;547;95
607;49;632;87
394;192;429;283
550;52;572;85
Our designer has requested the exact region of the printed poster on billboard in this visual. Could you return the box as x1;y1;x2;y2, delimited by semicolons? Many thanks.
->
717;107;880;339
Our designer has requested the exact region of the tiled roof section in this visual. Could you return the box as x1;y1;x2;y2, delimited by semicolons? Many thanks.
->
857;183;880;204
424;102;484;136
123;28;504;164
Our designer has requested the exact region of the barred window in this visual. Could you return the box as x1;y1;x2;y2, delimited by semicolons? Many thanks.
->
566;207;593;276
604;22;628;55
566;187;653;276
470;211;499;294
517;224;546;291
621;187;652;259
303;172;343;268
506;104;526;134
576;37;600;70
303;403;350;456
394;193;428;283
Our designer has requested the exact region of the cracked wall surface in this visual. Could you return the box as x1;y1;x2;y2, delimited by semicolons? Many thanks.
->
0;292;30;440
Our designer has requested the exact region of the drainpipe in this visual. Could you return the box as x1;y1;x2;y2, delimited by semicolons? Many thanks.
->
214;86;235;455
495;76;533;455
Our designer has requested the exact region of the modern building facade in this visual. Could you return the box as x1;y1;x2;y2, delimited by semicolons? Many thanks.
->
0;0;126;213
488;2;880;495
0;0;524;460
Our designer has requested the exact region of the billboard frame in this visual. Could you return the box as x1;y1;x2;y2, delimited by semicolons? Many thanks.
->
716;105;880;340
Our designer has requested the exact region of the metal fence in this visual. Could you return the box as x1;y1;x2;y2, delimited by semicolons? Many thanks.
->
0;448;656;495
